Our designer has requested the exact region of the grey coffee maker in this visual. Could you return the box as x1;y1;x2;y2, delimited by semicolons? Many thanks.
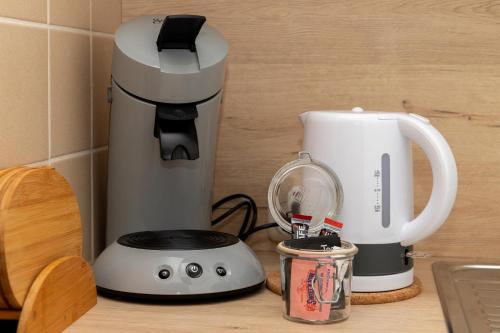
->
93;15;265;300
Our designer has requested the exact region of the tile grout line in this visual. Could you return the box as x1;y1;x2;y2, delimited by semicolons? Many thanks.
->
49;146;108;165
0;16;113;38
92;30;114;38
47;0;52;165
24;147;109;169
92;146;108;154
51;150;92;164
25;146;108;168
90;0;95;262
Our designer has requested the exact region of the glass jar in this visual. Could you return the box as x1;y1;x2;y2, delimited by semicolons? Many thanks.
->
277;239;358;324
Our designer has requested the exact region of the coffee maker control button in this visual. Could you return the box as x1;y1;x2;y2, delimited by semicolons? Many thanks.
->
186;263;203;278
158;269;170;279
216;267;227;276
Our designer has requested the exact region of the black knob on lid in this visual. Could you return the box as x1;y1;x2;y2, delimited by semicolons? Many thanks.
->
156;15;206;52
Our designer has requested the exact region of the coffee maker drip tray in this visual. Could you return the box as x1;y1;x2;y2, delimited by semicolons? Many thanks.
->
117;230;239;250
93;230;265;301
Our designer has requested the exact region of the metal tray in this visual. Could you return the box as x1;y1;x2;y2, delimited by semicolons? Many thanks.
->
433;262;500;333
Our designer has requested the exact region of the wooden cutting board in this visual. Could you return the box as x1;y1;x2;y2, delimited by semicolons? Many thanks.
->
0;167;83;308
0;167;27;309
0;167;21;179
0;167;26;195
17;256;97;333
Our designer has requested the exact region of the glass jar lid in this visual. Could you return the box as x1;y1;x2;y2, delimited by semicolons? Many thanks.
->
277;240;358;258
267;152;343;234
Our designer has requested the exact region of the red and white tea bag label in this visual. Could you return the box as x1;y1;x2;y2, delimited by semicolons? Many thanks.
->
291;214;312;239
319;217;344;236
289;259;335;321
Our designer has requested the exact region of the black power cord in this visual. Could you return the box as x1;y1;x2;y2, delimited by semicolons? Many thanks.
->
211;194;278;240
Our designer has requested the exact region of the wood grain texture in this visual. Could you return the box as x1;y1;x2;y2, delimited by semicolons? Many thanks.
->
17;256;97;333
0;168;26;200
0;167;22;179
0;167;83;308
0;167;27;309
65;252;447;333
0;309;20;320
123;1;500;258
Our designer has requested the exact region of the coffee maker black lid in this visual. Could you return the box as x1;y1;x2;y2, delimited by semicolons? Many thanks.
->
156;15;206;52
112;15;228;104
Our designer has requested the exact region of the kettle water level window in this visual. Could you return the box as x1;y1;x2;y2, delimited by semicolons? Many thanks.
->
381;153;390;228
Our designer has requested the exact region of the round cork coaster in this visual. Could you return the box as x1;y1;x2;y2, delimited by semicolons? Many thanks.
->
266;271;421;305
266;271;282;295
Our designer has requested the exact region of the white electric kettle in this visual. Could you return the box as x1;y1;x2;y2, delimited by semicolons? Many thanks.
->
300;107;457;292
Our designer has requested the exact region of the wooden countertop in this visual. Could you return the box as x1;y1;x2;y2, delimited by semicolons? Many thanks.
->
66;251;447;333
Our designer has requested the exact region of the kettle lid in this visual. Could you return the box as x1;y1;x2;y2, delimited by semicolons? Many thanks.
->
112;15;228;103
300;107;409;122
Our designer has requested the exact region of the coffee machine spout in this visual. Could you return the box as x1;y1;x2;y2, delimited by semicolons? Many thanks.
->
154;103;200;160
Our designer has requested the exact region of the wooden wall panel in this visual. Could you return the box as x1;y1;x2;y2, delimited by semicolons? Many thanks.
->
123;1;500;258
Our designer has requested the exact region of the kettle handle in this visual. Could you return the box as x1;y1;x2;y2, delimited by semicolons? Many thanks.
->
397;113;457;246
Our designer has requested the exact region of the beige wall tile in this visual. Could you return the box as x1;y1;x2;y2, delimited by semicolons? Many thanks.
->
50;30;91;157
0;23;48;168
92;35;113;147
52;154;92;261
50;0;90;30
92;149;108;257
0;0;47;23
92;0;121;33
